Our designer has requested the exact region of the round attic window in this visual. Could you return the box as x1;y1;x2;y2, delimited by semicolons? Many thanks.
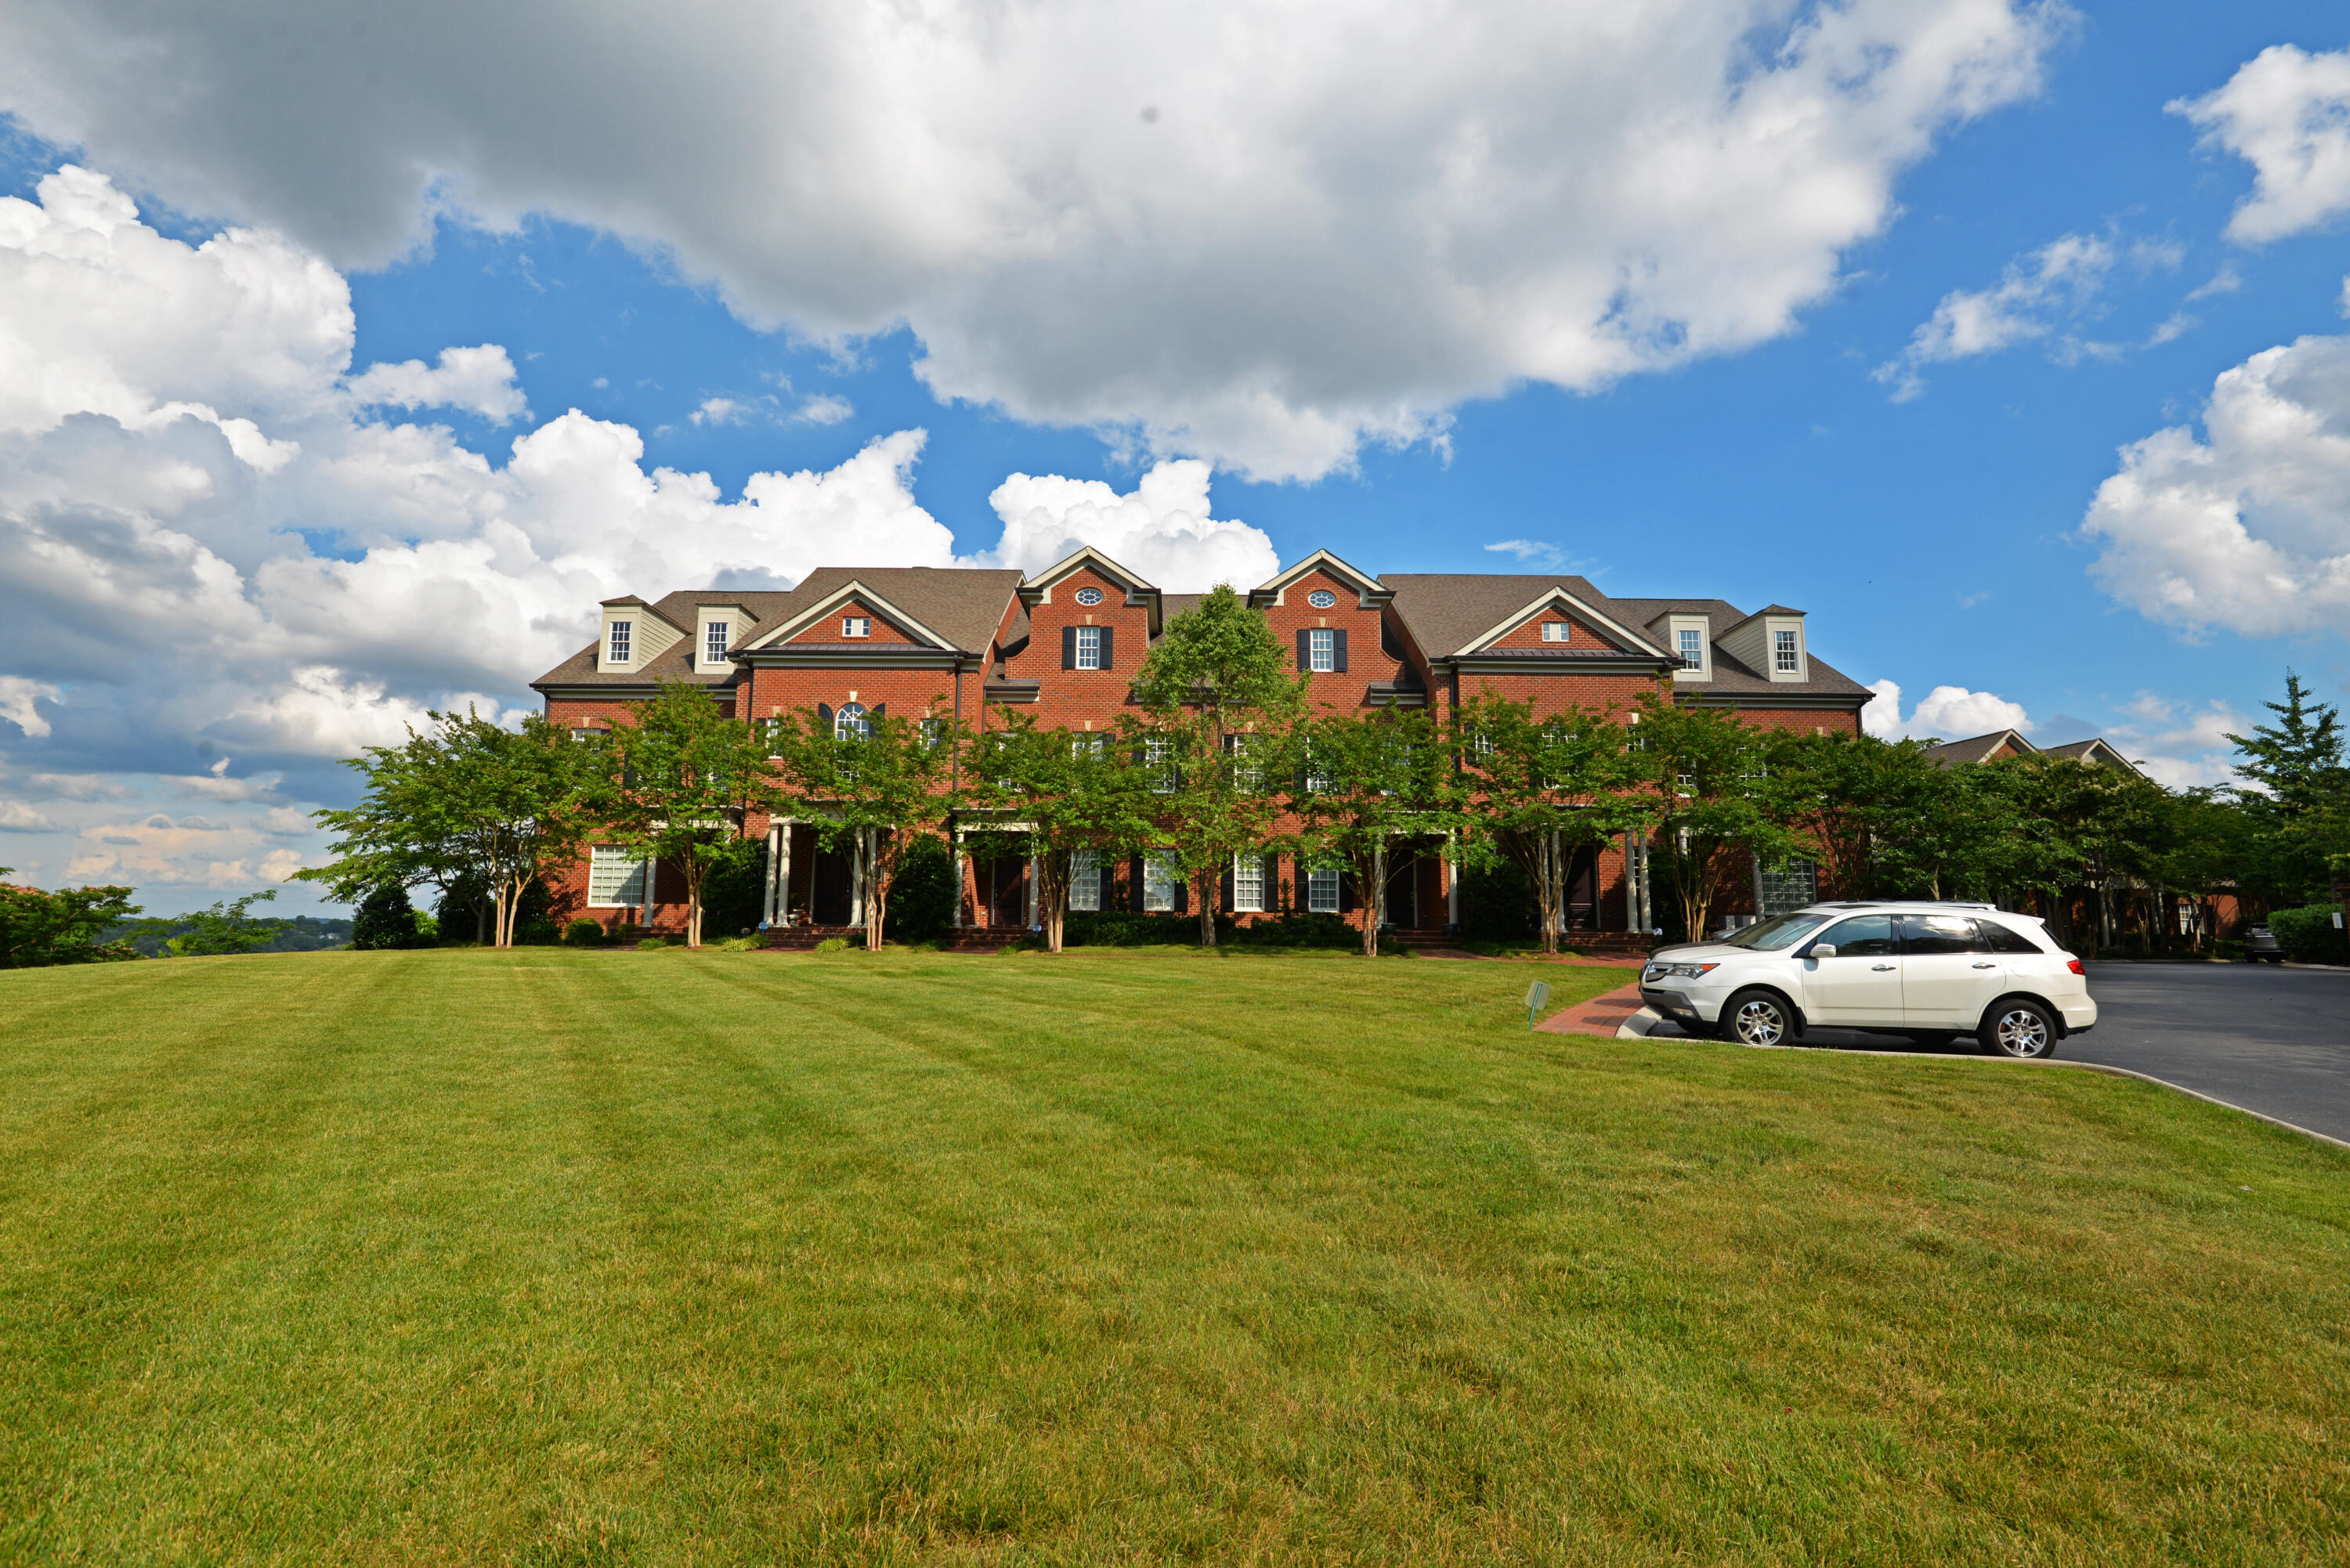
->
1074;586;1104;605
1307;589;1337;609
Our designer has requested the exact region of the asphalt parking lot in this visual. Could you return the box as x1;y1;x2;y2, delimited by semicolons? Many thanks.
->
1653;962;2350;1146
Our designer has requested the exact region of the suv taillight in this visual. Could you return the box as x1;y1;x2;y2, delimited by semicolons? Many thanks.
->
2066;959;2084;975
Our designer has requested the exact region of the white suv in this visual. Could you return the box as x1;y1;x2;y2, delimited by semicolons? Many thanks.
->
1638;902;2095;1057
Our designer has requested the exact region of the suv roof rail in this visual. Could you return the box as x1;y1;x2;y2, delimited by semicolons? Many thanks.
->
1806;900;1999;912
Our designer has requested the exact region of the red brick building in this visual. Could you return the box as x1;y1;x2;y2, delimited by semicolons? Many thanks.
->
530;549;1873;940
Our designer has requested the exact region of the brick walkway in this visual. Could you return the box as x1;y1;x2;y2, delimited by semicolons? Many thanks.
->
1535;981;1648;1037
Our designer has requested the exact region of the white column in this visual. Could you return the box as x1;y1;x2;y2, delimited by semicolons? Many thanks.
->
761;822;783;926
1025;854;1039;927
1446;832;1460;928
953;833;967;928
851;830;867;927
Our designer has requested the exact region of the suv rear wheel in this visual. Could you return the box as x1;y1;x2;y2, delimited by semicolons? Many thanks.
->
1719;990;1795;1047
1979;999;2058;1059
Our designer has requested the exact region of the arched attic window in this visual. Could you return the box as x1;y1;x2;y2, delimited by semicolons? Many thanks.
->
833;702;870;741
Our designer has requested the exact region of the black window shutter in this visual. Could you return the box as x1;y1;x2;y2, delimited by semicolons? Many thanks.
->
1332;629;1348;673
1101;860;1116;910
1263;854;1279;903
1098;626;1114;670
816;702;833;728
870;703;885;722
1173;875;1188;913
1296;628;1311;671
1063;626;1078;669
1130;854;1145;913
1340;873;1354;913
1220;863;1235;910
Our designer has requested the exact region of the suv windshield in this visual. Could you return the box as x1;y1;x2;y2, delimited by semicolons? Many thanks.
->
1719;912;1829;950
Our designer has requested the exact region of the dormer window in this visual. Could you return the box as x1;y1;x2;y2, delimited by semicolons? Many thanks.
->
1541;621;1571;642
1774;630;1799;674
1665;613;1712;681
1678;628;1704;669
704;621;730;666
607;620;632;664
842;616;870;638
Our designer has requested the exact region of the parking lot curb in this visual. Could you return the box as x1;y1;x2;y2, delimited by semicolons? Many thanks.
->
1613;1007;2350;1154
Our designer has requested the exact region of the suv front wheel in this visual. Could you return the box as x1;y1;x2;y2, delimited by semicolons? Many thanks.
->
1980;999;2058;1059
1719;990;1795;1047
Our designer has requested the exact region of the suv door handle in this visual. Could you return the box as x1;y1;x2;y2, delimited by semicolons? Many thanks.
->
1972;962;1996;970
1871;964;1895;971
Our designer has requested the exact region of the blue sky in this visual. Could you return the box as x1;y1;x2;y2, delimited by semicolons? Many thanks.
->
2;0;2348;911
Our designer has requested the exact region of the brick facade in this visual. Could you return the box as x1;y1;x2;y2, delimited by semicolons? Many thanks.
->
530;550;1874;941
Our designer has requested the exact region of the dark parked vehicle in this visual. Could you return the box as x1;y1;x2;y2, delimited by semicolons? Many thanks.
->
2246;925;2284;964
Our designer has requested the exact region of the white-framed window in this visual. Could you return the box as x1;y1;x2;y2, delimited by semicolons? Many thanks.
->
1774;629;1799;673
1758;859;1817;916
843;615;871;638
588;845;651;906
1068;851;1100;911
1307;627;1336;673
1678;628;1704;669
1072;733;1107;759
704;621;730;665
1074;586;1104;606
1146;737;1174;793
1307;588;1336;609
1307;867;1341;913
606;620;632;664
1074;624;1102;670
834;702;870;740
1233;854;1265;912
1143;854;1178;912
1224;732;1262;792
1542;620;1571;642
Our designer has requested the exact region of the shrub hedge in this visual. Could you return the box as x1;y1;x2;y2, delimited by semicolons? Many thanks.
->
2268;904;2348;965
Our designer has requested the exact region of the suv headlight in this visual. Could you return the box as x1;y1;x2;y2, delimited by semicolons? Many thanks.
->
1643;962;1720;981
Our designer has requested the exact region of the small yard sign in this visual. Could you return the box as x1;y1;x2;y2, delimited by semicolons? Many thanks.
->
1524;980;1550;1030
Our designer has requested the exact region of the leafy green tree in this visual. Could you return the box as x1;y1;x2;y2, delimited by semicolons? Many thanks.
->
765;701;961;950
301;708;601;948
148;891;280;956
1288;708;1461;957
967;709;1154;952
1130;585;1307;945
1452;693;1654;954
352;882;432;949
1632;695;1806;943
0;872;141;966
602;681;784;948
1777;732;1939;898
2226;671;2348;910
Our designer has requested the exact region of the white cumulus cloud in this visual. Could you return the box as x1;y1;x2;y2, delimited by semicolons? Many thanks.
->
977;461;1277;591
2082;331;2350;641
2172;45;2350;244
1863;677;2030;739
346;345;528;423
0;677;61;739
0;0;2062;479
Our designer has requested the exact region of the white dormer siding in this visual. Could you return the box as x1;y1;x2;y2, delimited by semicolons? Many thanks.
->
1665;613;1712;682
598;600;682;671
1721;609;1808;684
694;604;747;671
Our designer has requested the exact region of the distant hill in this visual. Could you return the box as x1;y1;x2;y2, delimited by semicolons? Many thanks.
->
103;914;353;959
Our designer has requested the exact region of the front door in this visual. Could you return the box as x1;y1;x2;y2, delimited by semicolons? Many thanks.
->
990;856;1027;928
1384;853;1417;927
812;848;851;926
1799;913;1904;1025
1561;845;1598;930
1898;913;2005;1027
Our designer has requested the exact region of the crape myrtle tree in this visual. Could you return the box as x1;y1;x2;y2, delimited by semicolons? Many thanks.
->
1288;708;1459;957
1130;584;1307;947
765;699;962;951
1777;731;1943;900
0;872;140;967
1631;695;1806;944
1452;692;1656;955
602;681;783;949
967;709;1155;952
301;708;601;948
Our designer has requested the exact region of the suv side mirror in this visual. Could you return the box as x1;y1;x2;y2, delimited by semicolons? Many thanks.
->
1806;942;1837;959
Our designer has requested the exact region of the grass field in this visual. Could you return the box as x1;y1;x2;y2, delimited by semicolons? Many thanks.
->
2;947;2346;1565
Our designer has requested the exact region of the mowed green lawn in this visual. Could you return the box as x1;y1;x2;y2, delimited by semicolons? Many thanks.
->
2;948;2345;1566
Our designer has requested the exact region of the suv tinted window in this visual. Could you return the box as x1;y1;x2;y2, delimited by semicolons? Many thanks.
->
1813;914;1895;957
1976;919;2044;955
1898;913;1983;955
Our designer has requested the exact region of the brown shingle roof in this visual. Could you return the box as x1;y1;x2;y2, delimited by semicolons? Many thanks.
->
531;568;1022;690
1924;730;2035;766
